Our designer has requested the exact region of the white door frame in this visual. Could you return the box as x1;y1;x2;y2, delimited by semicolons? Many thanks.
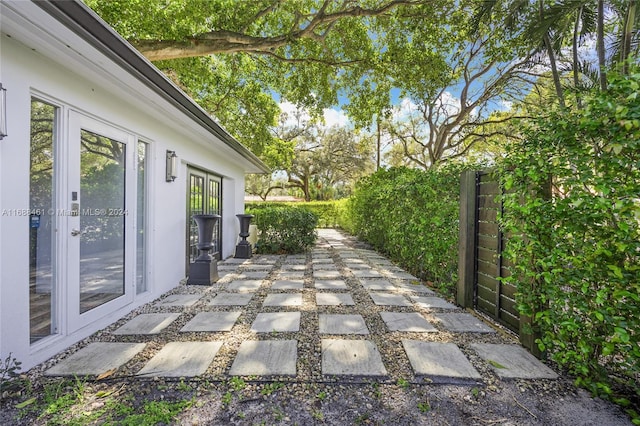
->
66;111;136;332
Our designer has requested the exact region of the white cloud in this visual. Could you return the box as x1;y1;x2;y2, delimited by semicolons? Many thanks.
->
323;108;349;128
278;101;350;129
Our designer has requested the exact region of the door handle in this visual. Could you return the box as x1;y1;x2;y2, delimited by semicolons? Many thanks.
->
71;228;82;236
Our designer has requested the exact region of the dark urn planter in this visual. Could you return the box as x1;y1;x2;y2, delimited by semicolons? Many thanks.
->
234;214;254;259
187;214;220;285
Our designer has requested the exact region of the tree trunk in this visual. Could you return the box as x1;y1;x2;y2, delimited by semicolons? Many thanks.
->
376;116;382;171
621;0;637;75
597;0;607;91
540;0;565;109
573;6;583;109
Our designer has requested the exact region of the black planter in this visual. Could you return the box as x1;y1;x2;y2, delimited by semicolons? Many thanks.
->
187;214;220;285
234;214;254;259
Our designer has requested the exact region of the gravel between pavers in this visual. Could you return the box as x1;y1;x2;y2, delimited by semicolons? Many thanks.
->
0;230;633;425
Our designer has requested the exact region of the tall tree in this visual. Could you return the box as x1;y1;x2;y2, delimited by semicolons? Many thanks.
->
86;0;452;167
285;125;374;201
383;6;534;169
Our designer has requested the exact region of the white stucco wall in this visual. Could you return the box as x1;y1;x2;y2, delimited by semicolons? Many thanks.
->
0;29;249;370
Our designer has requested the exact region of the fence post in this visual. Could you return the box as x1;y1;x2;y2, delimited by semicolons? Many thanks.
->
457;170;477;308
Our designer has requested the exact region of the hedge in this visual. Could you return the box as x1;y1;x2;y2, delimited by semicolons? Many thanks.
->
248;206;318;254
499;71;640;421
246;200;340;228
342;164;478;297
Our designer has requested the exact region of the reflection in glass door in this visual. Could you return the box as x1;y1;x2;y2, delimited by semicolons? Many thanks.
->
29;98;57;343
78;130;126;313
186;168;222;272
67;111;134;328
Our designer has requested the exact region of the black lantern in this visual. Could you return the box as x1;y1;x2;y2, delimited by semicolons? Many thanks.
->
234;214;254;258
187;214;220;285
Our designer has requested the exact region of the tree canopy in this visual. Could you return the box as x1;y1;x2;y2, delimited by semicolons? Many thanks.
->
84;0;638;181
85;0;458;168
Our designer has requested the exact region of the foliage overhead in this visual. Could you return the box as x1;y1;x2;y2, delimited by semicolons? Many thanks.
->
85;0;457;167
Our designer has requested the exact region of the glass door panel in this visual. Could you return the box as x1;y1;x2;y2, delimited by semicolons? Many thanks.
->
78;130;126;313
29;99;57;343
67;111;134;329
186;168;222;273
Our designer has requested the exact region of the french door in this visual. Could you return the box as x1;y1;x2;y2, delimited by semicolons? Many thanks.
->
65;112;135;329
186;167;222;273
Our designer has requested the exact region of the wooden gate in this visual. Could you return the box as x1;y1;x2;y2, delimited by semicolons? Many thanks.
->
457;170;519;332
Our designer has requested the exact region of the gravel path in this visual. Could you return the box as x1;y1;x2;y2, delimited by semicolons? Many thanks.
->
0;229;632;425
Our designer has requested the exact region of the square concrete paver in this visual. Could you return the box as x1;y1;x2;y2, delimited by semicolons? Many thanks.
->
263;293;303;307
351;269;384;278
236;271;269;280
314;270;341;279
433;313;496;333
314;279;348;290
380;312;437;332
369;292;412;307
319;314;369;334
411;296;458;310
322;339;387;376
277;272;305;279
222;258;249;264
137;341;223;377
241;264;273;270
402;340;482;381
45;342;145;376
180;312;242;332
316;293;355;306
395;283;436;295
226;280;263;292
281;263;307;271
209;293;253;306
470;344;558;379
313;263;339;271
156;294;202;307
251;312;301;332
113;313;181;335
341;257;365;264
385;271;419;280
345;264;372;271
272;280;304;290
359;279;396;291
229;340;297;376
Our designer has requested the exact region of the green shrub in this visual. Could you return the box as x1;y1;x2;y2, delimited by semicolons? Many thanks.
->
251;206;318;254
246;201;340;228
344;164;478;297
334;198;355;233
499;71;640;419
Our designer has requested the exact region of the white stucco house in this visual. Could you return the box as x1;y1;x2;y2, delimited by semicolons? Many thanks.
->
0;1;269;370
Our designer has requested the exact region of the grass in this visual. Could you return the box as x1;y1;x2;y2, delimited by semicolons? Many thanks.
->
11;378;194;426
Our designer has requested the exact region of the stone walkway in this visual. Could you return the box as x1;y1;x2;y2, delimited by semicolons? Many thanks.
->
45;229;557;384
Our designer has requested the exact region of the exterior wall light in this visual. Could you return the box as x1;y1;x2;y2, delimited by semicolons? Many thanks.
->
166;150;178;182
0;83;7;139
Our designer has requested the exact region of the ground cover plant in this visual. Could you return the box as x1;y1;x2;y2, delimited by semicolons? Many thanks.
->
499;71;640;422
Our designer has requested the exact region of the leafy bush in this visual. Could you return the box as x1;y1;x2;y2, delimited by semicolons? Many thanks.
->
499;71;640;419
246;201;340;227
251;206;318;254
344;164;478;297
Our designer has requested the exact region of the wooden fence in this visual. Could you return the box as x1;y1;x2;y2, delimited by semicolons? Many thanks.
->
457;170;540;355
